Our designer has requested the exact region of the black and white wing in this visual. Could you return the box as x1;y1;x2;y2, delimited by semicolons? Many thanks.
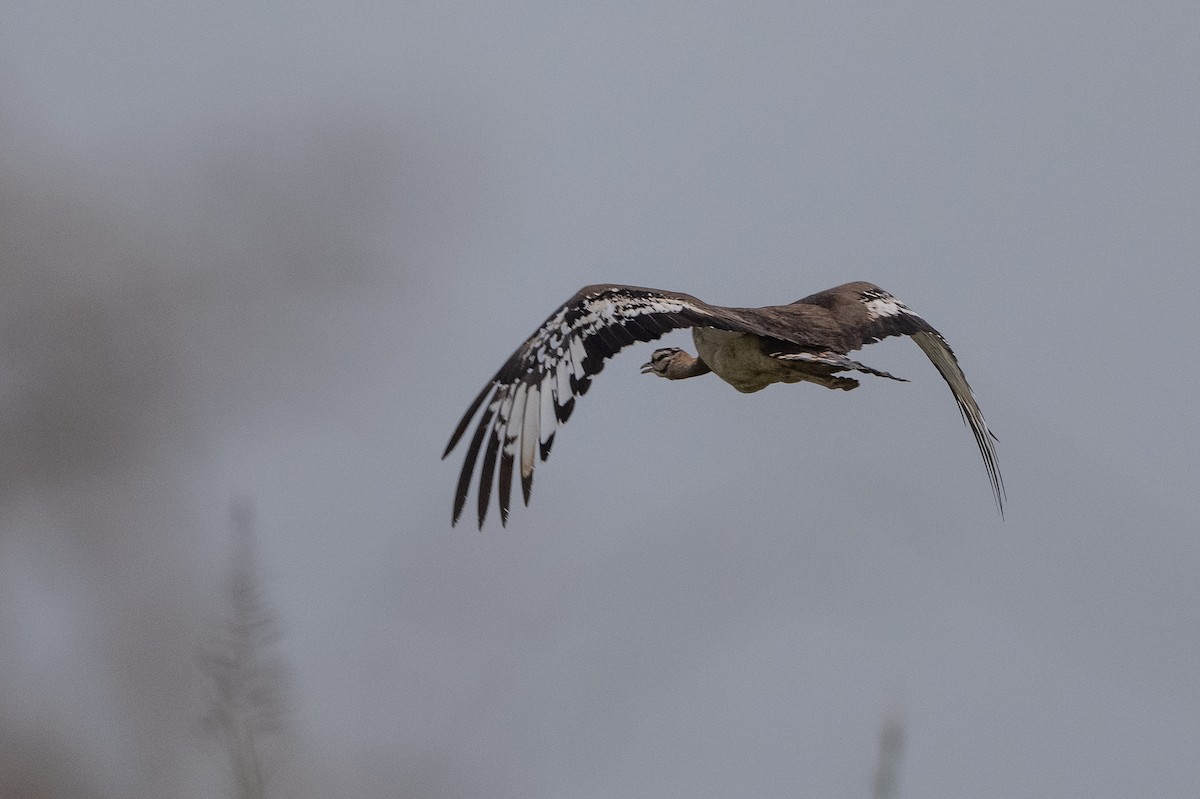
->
852;284;1005;515
442;285;726;528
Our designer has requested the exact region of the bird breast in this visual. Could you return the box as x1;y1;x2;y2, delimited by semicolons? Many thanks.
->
692;328;803;393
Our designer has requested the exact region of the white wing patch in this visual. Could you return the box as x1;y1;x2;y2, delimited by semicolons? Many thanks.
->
863;292;908;320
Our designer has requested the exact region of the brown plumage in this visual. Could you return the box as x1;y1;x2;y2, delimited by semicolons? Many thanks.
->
443;281;1004;528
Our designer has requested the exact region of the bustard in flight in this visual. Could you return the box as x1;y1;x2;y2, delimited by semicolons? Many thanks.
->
444;282;1003;528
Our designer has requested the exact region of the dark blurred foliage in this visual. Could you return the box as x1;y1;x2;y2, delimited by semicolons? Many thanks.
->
0;138;179;501
0;106;441;796
0;718;99;798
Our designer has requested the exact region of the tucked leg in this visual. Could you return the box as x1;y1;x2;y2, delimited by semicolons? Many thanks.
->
768;350;907;382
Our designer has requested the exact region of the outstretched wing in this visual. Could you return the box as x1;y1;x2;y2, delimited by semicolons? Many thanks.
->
809;282;1006;515
908;328;1005;515
442;284;730;528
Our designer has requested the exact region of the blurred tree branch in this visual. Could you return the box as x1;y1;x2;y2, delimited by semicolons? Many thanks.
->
871;715;906;799
198;497;290;799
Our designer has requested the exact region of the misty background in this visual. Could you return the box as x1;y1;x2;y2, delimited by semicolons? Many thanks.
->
2;3;1198;797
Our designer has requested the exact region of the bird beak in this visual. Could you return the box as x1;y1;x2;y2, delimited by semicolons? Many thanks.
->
640;360;654;374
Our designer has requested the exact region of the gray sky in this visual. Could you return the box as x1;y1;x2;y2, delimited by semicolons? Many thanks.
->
2;2;1198;797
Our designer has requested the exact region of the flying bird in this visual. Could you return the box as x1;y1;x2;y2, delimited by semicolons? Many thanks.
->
443;281;1003;528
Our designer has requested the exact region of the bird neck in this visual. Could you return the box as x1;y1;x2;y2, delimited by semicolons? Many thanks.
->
666;351;712;380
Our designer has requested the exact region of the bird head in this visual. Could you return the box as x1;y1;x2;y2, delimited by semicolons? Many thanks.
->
640;347;684;377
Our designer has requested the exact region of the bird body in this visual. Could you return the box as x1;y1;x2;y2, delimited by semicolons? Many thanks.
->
690;327;866;393
694;328;790;393
443;281;1003;528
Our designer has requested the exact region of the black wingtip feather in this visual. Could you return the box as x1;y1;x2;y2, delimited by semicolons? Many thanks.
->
520;467;533;507
571;375;592;396
476;426;501;530
452;401;496;526
556;397;575;423
498;441;515;527
444;378;497;459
